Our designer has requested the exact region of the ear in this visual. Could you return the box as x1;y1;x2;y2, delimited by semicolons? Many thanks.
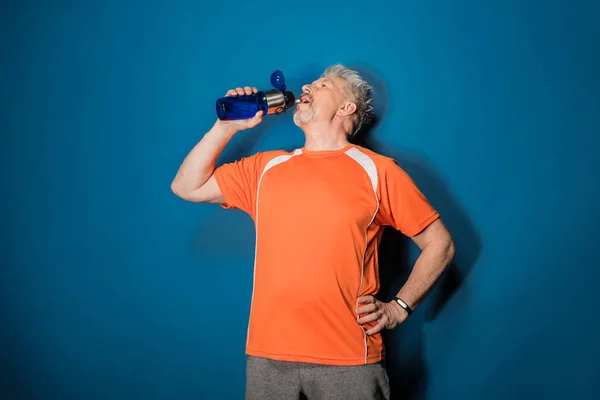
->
337;101;357;117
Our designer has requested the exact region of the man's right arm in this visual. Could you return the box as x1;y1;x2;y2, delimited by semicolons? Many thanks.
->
170;86;263;203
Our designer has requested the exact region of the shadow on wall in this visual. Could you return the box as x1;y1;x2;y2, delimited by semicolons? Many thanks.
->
351;64;482;400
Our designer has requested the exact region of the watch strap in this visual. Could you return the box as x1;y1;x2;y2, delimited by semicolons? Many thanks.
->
393;297;413;316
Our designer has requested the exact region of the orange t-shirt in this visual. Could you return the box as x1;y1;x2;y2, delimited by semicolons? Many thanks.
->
213;144;439;366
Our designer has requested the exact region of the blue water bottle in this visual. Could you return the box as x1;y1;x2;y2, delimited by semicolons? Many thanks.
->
216;70;297;120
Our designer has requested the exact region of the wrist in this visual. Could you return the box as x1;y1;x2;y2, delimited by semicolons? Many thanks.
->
392;297;413;317
389;300;407;318
213;119;238;136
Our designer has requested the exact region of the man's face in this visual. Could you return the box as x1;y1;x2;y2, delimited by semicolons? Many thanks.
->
293;75;349;126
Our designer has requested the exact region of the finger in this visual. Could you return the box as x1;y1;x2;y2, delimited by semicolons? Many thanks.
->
357;295;375;304
247;111;263;127
235;87;245;96
357;311;380;325
225;89;238;96
366;316;388;335
356;303;377;315
244;86;253;95
252;87;258;94
366;322;384;335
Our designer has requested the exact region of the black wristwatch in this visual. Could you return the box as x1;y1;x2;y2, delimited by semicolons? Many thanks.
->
393;297;413;316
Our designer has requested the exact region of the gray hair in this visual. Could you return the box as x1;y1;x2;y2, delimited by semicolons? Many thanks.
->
321;64;374;137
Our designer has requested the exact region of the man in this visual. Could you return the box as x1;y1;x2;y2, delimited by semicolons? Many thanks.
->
171;64;455;400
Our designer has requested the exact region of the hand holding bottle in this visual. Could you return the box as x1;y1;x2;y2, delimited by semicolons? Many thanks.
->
215;70;296;126
215;86;264;132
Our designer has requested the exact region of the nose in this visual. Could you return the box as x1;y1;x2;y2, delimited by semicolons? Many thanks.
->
302;84;312;93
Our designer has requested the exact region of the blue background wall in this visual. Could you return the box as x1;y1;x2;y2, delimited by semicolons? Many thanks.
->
2;0;599;399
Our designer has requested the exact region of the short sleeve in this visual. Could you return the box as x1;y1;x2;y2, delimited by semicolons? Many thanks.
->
377;159;440;237
213;152;264;218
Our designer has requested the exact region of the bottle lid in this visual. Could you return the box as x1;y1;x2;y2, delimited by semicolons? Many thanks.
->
271;70;287;91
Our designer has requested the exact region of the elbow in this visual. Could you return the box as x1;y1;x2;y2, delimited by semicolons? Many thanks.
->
170;180;188;200
444;236;456;265
170;180;180;196
171;180;209;203
448;239;456;260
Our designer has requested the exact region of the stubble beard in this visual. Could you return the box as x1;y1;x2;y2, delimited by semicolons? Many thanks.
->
293;104;317;126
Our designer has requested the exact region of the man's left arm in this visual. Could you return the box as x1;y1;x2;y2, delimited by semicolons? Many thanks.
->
357;218;455;335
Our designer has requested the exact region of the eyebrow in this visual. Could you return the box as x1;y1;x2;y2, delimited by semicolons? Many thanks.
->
314;78;332;85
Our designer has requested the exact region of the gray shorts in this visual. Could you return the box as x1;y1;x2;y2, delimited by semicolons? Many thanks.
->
246;355;391;400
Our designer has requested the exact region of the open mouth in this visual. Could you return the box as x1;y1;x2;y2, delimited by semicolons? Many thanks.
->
300;94;312;104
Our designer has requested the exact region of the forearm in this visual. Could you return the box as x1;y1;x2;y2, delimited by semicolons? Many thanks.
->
171;121;236;195
394;240;455;310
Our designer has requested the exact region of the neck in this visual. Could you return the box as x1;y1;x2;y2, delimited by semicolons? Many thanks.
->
301;121;351;151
